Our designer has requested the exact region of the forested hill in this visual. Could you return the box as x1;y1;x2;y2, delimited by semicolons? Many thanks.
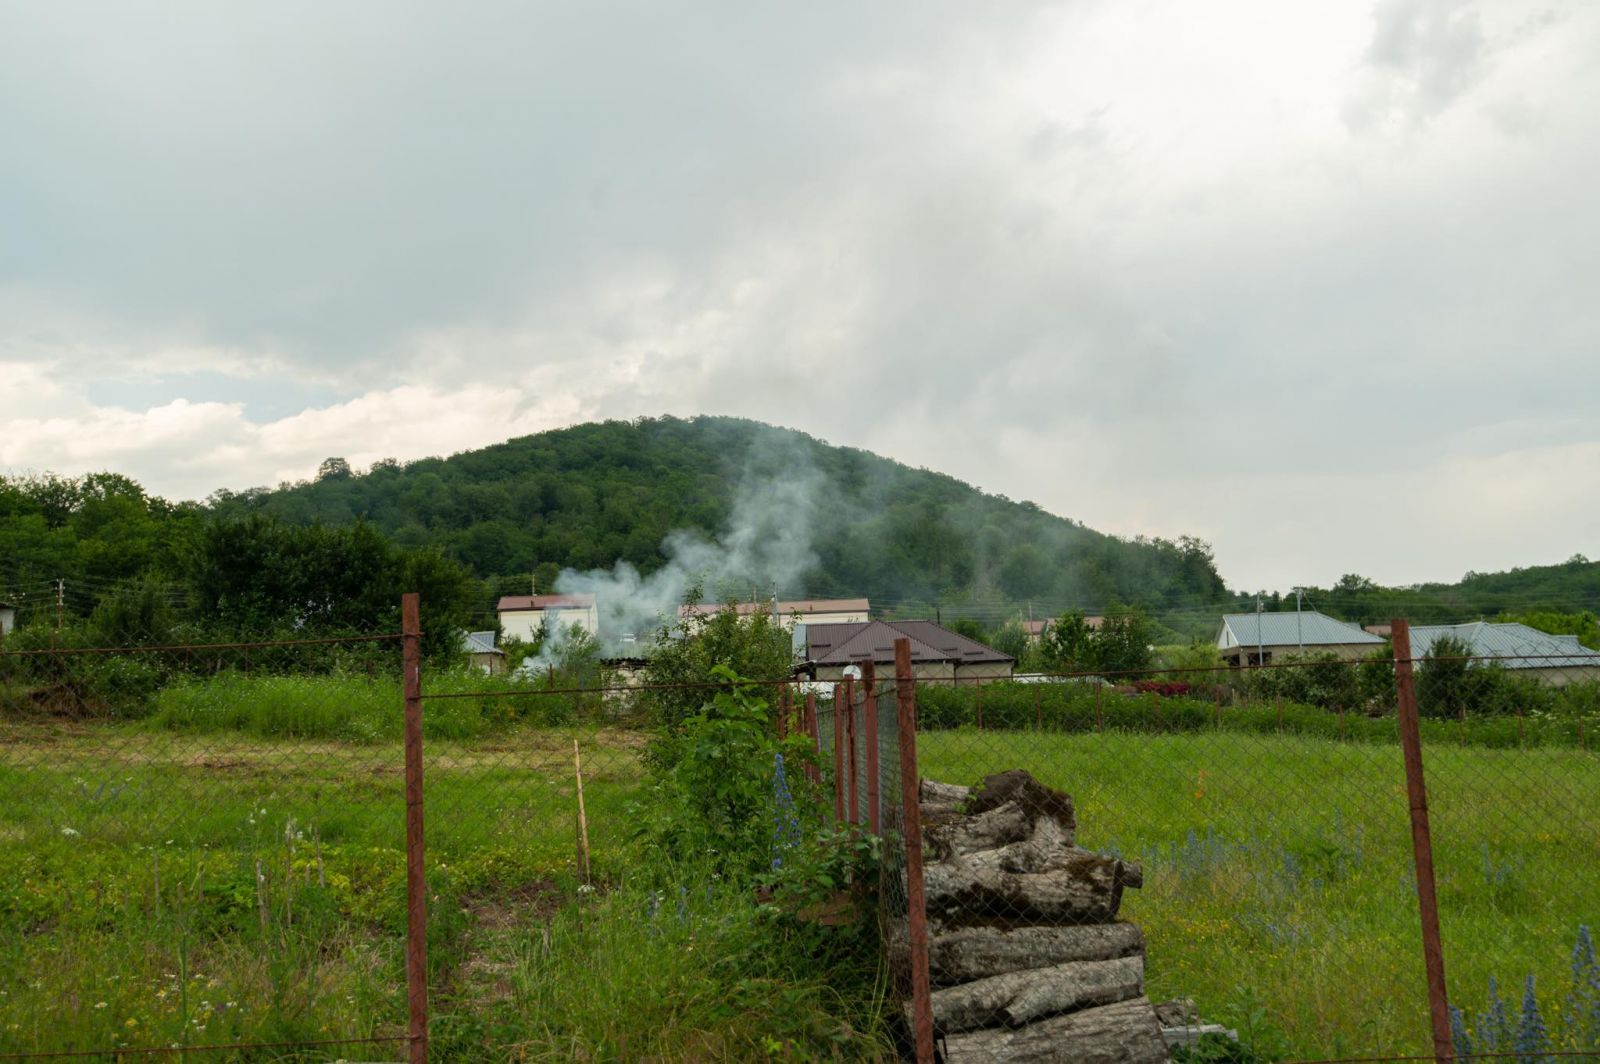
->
1264;556;1600;628
209;416;1228;616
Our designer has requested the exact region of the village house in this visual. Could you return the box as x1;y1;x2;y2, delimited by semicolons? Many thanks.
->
1408;621;1600;687
461;630;507;675
1216;610;1385;667
679;597;870;631
799;619;1014;684
1020;615;1103;642
496;593;600;642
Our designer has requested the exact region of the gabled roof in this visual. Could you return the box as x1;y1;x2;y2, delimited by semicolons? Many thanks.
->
1217;611;1383;649
681;598;869;619
804;620;1013;667
462;631;502;655
497;594;596;611
1408;622;1600;669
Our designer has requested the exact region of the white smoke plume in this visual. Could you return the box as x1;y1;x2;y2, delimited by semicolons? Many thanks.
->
547;442;826;657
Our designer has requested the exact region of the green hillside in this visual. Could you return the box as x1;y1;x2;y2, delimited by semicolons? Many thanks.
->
209;416;1228;619
1248;557;1600;629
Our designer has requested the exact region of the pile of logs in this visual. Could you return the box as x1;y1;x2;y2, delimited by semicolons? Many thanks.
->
892;771;1171;1063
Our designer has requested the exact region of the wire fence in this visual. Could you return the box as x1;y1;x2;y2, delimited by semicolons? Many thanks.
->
3;605;1600;1061
808;626;1600;1063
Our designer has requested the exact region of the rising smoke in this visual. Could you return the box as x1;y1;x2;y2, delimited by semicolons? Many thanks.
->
548;440;826;657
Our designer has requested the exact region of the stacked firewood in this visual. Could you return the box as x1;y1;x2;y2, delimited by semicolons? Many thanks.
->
892;771;1170;1063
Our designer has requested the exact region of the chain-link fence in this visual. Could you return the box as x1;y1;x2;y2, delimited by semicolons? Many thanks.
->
834;628;1600;1063
0;628;418;1060
5;610;1599;1062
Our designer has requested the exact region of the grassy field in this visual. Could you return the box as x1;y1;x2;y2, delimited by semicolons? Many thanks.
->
918;729;1600;1058
2;714;1596;1060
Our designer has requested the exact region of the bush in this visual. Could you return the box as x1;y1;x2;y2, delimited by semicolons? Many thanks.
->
149;671;487;741
635;667;825;884
638;601;793;742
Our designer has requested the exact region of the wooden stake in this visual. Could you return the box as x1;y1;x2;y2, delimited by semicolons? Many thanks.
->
574;739;592;885
255;860;268;935
314;825;326;888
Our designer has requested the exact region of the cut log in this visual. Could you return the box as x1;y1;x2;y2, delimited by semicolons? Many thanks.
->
922;851;1140;924
940;995;1169;1064
927;800;1033;858
920;780;970;821
966;770;1076;841
918;954;1145;1032
922;780;971;805
903;922;1145;984
955;817;1074;876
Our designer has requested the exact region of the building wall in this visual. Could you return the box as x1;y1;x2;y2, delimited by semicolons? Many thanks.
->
1521;665;1600;688
784;608;869;629
467;652;506;676
953;661;1017;685
499;605;600;642
1219;641;1379;667
812;660;1014;685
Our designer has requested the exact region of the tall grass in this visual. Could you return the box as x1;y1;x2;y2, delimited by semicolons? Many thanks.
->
147;668;613;742
917;680;1599;748
917;729;1600;1058
4;718;1593;1059
435;877;891;1061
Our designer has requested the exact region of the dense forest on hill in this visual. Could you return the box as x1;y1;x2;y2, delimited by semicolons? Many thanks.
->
206;417;1230;620
1239;557;1600;628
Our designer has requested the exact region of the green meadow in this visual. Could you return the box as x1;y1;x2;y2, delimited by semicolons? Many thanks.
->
2;693;1596;1060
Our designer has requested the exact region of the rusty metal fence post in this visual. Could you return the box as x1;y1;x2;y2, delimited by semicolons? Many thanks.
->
894;639;935;1064
844;676;859;825
862;660;881;834
804;691;820;786
1392;618;1454;1064
401;594;429;1064
833;682;846;823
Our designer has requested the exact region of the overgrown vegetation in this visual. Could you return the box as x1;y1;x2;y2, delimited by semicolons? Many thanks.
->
914;676;1600;748
5;718;1595;1059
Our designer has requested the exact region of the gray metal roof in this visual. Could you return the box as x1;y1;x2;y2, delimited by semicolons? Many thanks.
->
1407;622;1600;669
1217;611;1384;650
462;631;502;655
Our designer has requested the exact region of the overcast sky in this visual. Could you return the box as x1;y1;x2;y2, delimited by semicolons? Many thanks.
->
3;1;1597;592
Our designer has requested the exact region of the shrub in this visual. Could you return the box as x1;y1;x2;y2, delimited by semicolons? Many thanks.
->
634;666;825;884
148;671;486;741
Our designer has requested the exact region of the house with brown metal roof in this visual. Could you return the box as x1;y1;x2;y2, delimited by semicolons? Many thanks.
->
800;619;1014;684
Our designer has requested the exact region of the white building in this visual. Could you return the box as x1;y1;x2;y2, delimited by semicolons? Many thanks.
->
496;594;600;642
1216;610;1385;666
1408;621;1600;687
679;597;870;632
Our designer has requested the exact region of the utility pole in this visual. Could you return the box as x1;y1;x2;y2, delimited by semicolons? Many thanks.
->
54;579;64;648
1294;587;1304;655
1256;594;1264;668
